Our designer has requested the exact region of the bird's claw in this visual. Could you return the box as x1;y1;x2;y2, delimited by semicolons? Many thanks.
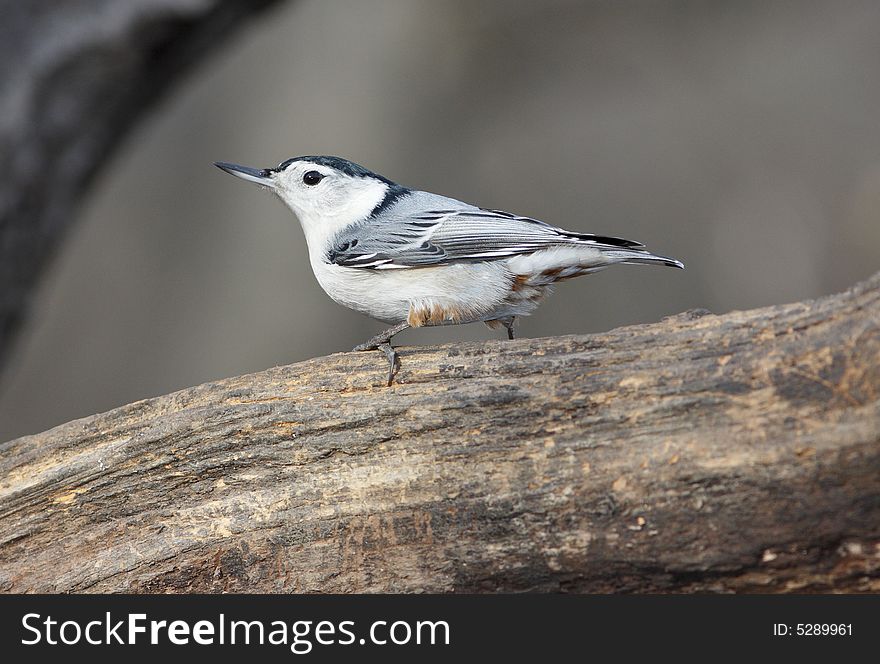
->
377;342;400;386
353;322;409;385
352;340;400;385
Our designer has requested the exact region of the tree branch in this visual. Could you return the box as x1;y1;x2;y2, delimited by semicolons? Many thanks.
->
0;0;283;367
1;272;879;593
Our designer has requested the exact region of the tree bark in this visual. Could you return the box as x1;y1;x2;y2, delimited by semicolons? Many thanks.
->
0;272;878;593
0;0;282;367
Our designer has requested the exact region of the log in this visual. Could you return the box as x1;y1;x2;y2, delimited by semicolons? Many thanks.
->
0;0;282;367
0;272;878;593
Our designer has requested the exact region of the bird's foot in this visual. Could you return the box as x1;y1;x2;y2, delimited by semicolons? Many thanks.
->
502;316;516;340
377;342;400;386
353;322;410;385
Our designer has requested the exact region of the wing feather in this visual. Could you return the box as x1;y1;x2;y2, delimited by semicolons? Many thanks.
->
326;193;644;269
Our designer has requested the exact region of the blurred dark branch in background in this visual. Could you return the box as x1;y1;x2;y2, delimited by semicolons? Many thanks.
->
0;0;283;369
0;273;877;593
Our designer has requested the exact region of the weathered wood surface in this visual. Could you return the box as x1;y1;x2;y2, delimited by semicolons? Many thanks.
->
1;273;879;593
0;0;282;366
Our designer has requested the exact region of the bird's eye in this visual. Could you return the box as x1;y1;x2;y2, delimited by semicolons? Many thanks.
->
303;170;324;186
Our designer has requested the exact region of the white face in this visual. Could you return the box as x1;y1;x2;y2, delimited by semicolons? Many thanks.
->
215;158;389;254
268;161;388;251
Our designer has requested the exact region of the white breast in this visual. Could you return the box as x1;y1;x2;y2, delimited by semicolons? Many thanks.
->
309;259;515;325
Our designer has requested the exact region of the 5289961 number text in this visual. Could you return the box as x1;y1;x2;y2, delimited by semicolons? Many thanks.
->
773;624;852;636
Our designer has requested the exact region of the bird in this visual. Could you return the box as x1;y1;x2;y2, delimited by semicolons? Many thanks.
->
214;156;683;385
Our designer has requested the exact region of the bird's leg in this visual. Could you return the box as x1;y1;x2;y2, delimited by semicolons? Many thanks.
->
376;343;399;387
501;316;517;340
353;321;410;386
353;321;410;351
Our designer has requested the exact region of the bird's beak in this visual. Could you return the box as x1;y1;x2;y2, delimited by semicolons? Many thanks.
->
214;161;274;187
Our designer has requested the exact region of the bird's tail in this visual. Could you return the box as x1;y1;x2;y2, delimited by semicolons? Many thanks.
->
599;248;684;269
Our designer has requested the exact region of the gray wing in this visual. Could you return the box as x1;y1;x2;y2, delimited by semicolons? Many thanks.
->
327;191;643;269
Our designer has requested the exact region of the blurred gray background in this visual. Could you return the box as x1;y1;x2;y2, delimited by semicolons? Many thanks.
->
2;0;879;442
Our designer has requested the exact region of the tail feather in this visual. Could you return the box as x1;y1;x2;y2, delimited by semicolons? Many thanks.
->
600;248;685;269
561;230;645;248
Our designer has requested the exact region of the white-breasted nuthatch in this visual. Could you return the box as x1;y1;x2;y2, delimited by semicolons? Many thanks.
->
215;156;683;384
